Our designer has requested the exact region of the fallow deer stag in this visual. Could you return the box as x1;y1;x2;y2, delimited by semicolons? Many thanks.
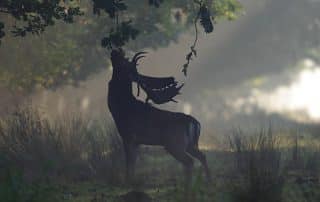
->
107;49;211;187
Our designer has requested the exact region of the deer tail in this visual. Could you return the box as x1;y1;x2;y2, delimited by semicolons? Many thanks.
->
194;119;201;149
187;117;201;149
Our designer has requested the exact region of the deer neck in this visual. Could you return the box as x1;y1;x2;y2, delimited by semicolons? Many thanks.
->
108;76;136;114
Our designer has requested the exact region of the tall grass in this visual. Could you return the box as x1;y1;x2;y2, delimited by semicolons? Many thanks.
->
228;127;284;202
86;120;124;184
287;132;320;180
0;107;124;183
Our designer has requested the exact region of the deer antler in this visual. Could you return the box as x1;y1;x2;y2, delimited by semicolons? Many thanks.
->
130;51;184;104
131;51;148;65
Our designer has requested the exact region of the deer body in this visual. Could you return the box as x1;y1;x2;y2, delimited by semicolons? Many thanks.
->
108;50;211;186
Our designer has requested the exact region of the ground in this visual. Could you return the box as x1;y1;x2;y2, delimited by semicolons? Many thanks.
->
21;149;320;202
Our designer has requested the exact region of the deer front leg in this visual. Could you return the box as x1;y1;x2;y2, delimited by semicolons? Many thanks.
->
123;141;138;182
165;146;194;193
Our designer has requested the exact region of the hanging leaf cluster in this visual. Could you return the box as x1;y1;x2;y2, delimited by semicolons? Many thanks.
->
182;46;197;76
182;1;215;76
101;21;139;49
199;5;214;33
92;0;134;49
92;0;127;17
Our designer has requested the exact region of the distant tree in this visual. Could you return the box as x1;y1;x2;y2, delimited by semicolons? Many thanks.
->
0;0;242;91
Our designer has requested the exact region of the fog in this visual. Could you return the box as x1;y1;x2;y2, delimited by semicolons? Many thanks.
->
2;0;320;143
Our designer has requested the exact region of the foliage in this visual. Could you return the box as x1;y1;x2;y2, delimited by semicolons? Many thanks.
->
0;0;242;91
212;0;242;20
92;0;127;18
96;0;217;51
0;0;241;48
101;20;139;49
0;1;120;90
0;0;83;38
199;4;214;33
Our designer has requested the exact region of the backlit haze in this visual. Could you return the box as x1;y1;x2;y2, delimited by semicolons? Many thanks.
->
1;0;320;147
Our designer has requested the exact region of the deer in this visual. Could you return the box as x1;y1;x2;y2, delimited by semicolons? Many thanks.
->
107;49;211;189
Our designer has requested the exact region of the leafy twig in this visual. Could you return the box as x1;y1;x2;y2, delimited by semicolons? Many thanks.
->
182;0;215;76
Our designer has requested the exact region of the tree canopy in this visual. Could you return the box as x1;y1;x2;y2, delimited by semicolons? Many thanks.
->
0;0;242;91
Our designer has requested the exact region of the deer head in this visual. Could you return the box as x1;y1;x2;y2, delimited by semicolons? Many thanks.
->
110;49;140;82
110;49;183;104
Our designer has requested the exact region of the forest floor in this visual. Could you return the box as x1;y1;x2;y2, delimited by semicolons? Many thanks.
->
1;109;320;202
21;150;320;202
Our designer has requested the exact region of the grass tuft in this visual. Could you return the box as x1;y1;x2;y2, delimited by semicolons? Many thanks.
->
228;127;284;202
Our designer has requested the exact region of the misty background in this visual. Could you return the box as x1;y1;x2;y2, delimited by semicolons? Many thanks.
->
1;0;320;147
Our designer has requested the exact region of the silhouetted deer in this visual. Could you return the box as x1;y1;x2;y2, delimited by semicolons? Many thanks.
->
108;49;211;187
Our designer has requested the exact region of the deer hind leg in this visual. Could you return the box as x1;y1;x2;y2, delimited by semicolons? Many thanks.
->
123;141;138;182
165;147;194;191
187;147;212;183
